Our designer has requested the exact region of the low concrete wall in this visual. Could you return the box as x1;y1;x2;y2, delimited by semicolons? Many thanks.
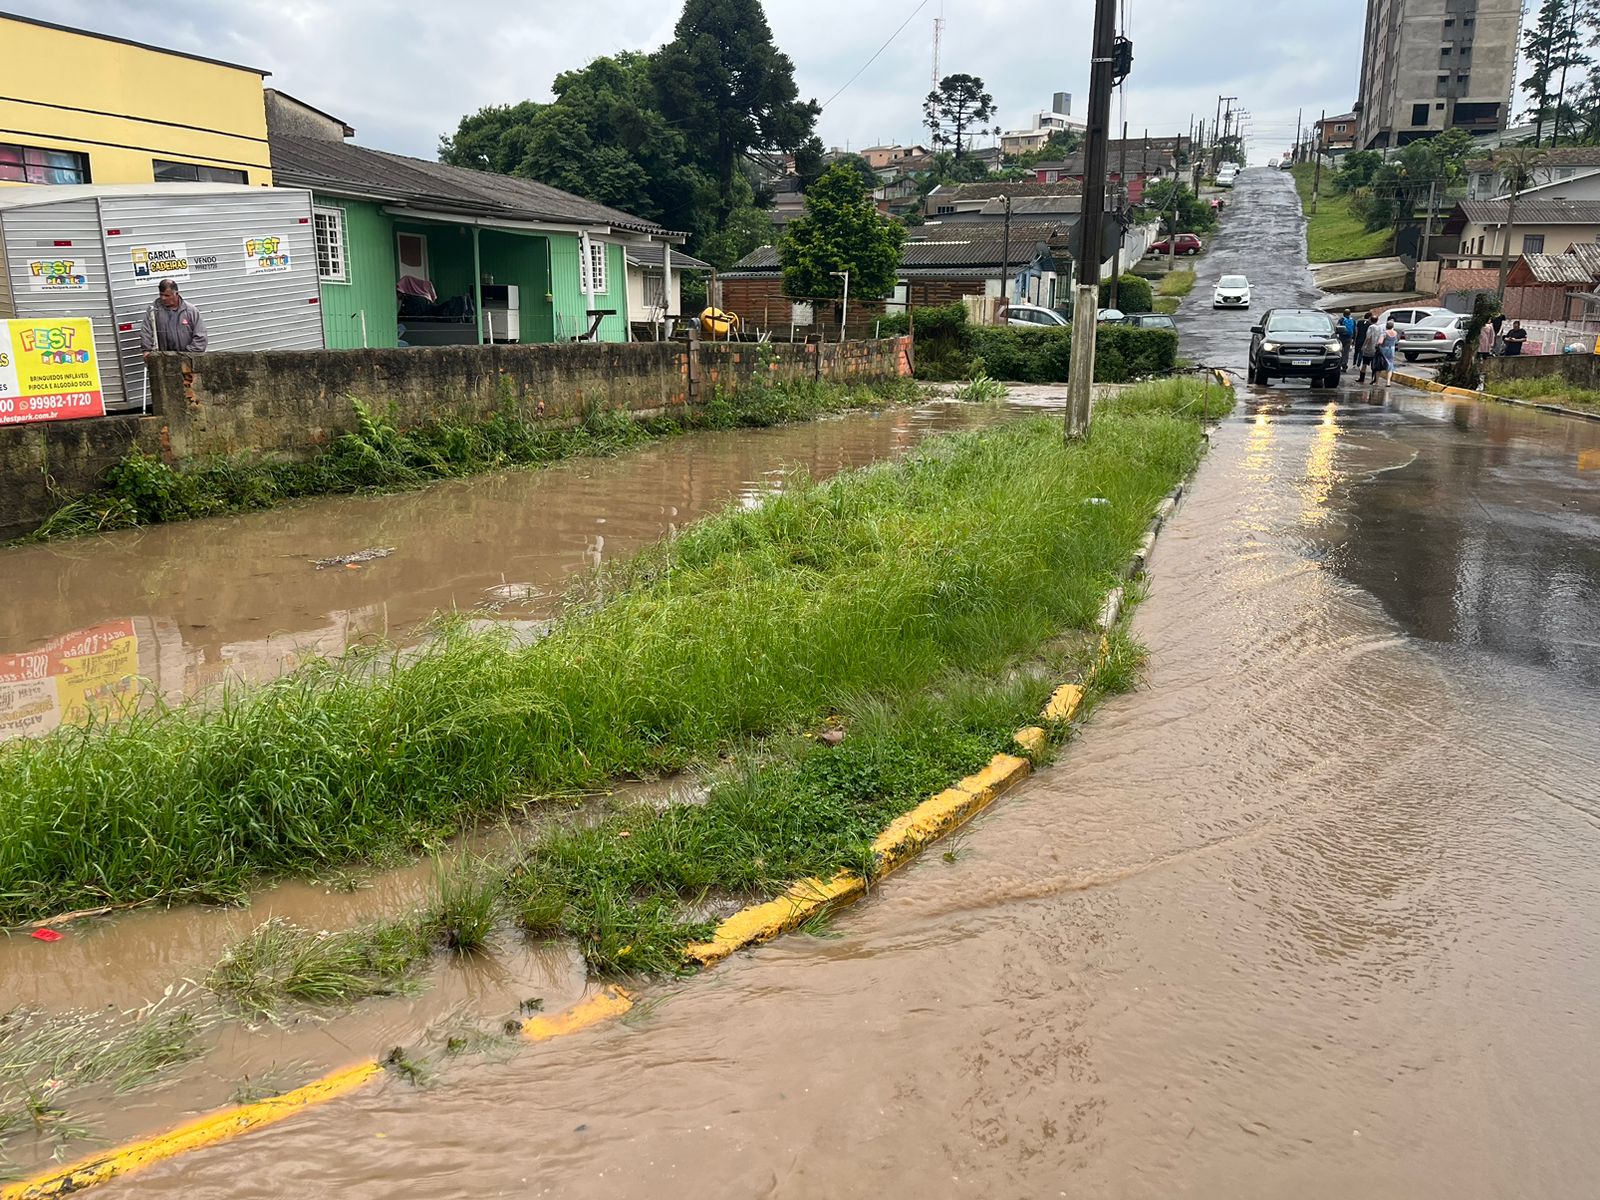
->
1;337;911;540
1485;353;1600;390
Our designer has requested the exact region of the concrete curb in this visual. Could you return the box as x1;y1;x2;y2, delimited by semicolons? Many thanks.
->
3;400;1220;1198
1391;370;1600;424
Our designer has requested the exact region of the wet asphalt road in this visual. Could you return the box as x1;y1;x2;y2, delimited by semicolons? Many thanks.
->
103;170;1600;1199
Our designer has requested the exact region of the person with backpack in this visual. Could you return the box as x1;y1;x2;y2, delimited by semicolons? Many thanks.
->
1357;318;1381;383
1339;311;1357;368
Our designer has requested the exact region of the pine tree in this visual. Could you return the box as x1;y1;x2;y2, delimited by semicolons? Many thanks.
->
923;75;996;160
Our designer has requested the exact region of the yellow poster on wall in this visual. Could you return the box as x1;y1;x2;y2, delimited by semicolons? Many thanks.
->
0;316;105;425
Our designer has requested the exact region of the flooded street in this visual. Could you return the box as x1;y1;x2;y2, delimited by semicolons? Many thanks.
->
0;402;994;738
14;169;1600;1197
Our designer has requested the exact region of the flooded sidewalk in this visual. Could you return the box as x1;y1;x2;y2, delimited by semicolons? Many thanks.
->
0;400;998;740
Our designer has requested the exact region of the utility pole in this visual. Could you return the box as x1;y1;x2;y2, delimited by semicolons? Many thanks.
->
1067;0;1120;440
1419;176;1438;264
831;270;850;343
1294;108;1302;164
998;194;1013;313
1110;121;1128;308
1193;119;1205;192
1311;109;1325;214
1213;95;1223;175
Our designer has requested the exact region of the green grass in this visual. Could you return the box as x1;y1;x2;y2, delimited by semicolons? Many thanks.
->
0;380;1231;929
21;376;926;543
1291;163;1394;264
1157;268;1197;299
1485;374;1600;414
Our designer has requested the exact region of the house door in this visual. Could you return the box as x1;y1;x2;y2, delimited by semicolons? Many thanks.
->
397;231;430;287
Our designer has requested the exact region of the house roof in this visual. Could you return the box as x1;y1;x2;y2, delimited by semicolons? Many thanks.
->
1465;146;1600;171
927;180;1083;203
0;11;269;76
1514;253;1600;284
625;245;712;272
1316;112;1358;127
0;182;284;212
1032;149;1174;175
1448;198;1600;230
270;135;666;234
724;221;1071;277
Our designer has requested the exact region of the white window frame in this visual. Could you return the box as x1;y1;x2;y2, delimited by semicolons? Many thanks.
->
312;205;347;282
581;239;609;295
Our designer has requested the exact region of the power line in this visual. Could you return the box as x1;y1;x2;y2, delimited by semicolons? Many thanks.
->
822;0;934;110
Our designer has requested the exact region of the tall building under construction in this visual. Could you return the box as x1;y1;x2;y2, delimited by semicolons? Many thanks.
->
1355;0;1522;149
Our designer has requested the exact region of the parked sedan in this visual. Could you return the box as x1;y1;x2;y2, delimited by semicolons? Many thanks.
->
1149;233;1204;256
1248;309;1343;387
1008;303;1070;328
1373;305;1455;339
1401;312;1470;361
1127;312;1178;335
1213;274;1252;308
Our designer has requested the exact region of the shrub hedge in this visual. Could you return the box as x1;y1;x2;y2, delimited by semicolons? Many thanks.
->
903;303;1176;383
1099;274;1154;314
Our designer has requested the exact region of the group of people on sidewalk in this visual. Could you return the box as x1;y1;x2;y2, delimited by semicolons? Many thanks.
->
1331;309;1527;386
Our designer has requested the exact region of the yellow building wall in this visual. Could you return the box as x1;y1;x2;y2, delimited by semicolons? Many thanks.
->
0;15;272;187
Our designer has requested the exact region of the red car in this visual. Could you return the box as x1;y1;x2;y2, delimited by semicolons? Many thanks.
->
1149;233;1204;256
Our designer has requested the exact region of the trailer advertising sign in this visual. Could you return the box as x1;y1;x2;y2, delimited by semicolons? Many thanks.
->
0;317;106;425
243;234;292;275
27;257;89;292
130;243;190;282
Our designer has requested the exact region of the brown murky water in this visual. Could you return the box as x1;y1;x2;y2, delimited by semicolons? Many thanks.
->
85;385;1600;1199
0;402;997;741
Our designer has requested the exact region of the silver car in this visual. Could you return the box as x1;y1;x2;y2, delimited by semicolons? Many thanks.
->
1373;305;1455;340
1007;304;1069;328
1400;312;1471;362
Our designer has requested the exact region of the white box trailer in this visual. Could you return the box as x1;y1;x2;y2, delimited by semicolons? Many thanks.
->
0;183;324;413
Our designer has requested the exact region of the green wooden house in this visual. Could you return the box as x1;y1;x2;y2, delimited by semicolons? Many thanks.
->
268;107;683;350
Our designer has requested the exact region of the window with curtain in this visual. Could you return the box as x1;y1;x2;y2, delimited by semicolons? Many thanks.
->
0;144;90;184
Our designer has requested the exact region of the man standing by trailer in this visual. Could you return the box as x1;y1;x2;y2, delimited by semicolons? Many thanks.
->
139;279;209;356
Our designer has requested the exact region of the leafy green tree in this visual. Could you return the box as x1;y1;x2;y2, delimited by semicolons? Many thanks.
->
779;163;905;300
440;53;705;236
923;74;996;160
1140;179;1215;235
832;153;883;193
652;0;820;222
1335;150;1383;192
697;177;776;269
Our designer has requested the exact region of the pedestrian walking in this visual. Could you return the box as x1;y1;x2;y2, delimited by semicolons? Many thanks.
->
138;279;209;357
1491;312;1507;357
1339;311;1356;368
1357;319;1381;382
1478;320;1495;359
1502;321;1528;356
1376;319;1399;382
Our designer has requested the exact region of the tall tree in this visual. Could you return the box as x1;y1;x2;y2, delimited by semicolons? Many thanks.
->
440;53;705;236
652;0;821;223
1522;0;1600;144
923;74;996;160
779;162;905;301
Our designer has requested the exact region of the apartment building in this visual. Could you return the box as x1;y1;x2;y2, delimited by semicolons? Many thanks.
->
1355;0;1521;149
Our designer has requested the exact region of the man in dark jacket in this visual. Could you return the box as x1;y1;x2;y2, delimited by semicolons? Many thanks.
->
139;280;209;356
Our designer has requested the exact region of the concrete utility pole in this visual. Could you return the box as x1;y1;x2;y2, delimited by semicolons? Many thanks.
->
1311;110;1325;214
1110;121;1128;309
999;194;1013;312
1193;119;1205;193
1067;0;1119;440
1419;177;1438;264
1497;177;1524;303
1294;108;1302;164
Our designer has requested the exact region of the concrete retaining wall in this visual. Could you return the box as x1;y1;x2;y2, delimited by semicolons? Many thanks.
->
0;337;912;541
1485;353;1600;390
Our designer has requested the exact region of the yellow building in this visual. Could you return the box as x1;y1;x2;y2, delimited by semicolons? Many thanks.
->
0;12;272;188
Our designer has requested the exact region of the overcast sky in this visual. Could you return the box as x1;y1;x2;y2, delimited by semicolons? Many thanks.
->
16;0;1364;165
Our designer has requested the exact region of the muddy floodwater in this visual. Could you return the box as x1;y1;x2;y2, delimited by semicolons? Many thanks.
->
88;169;1600;1199
0;401;998;741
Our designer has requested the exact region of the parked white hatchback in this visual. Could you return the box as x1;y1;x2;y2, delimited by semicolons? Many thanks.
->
1213;274;1252;309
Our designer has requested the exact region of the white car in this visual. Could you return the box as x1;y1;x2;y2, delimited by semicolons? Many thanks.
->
1268;158;1281;169
1007;303;1069;328
1373;305;1456;341
1213;274;1251;309
1400;312;1471;361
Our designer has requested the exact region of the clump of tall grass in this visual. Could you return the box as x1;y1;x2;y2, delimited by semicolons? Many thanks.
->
426;856;501;952
206;918;433;1020
0;378;1225;926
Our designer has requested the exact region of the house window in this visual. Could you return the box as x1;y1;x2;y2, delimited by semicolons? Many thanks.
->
0;143;90;184
1522;234;1545;254
1336;123;1348;132
580;239;608;295
312;206;347;282
643;272;666;310
153;158;247;184
1412;103;1431;125
936;204;954;214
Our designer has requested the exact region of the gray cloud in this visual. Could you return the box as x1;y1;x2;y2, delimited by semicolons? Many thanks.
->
13;0;1363;165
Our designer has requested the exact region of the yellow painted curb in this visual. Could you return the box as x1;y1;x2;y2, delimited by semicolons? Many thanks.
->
1013;726;1048;757
684;871;865;966
522;985;633;1041
1043;682;1085;723
0;1061;384;1200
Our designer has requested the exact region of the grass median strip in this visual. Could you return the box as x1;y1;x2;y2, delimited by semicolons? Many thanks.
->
1482;375;1600;416
0;379;1231;932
